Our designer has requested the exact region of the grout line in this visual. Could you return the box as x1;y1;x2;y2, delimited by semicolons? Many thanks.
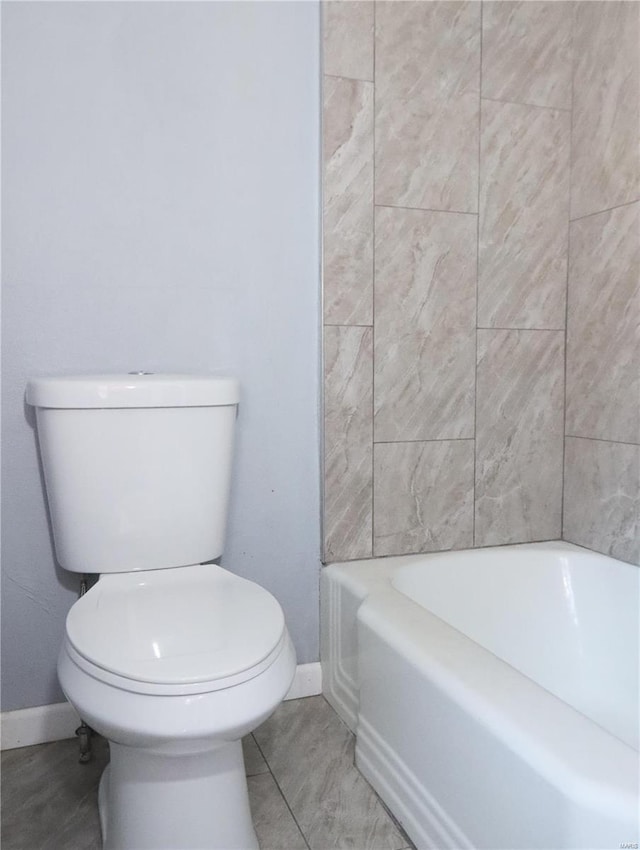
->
473;0;483;547
476;326;565;332
561;8;576;543
377;798;417;850
565;434;640;448
319;2;326;564
325;535;572;566
251;733;312;850
371;0;377;559
375;202;478;216
481;95;571;113
323;323;374;328
569;197;640;224
323;71;374;84
374;437;475;445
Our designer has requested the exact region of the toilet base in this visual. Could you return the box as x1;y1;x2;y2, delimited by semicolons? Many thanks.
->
98;739;259;850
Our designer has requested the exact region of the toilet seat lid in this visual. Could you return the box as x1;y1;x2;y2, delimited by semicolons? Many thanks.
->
65;564;286;686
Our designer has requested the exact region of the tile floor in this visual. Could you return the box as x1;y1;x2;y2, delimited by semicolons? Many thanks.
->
1;696;414;850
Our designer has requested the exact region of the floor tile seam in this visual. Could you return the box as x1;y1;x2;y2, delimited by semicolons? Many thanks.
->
345;763;412;850
255;738;358;788
253;720;354;765
253;734;392;848
247;735;275;780
251;731;312;850
282;701;407;849
377;792;417;850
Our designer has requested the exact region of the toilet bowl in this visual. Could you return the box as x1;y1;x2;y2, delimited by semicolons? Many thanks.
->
58;566;296;850
26;374;297;849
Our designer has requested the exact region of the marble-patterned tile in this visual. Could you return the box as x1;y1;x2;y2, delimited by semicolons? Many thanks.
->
571;1;640;219
373;441;475;557
566;202;640;444
243;734;269;776
323;76;374;326
41;805;102;850
374;327;476;443
375;1;480;213
323;1;374;82
1;700;413;850
255;696;406;850
248;773;308;850
475;329;564;546
374;207;476;441
481;2;573;110
324;325;373;561
564;437;640;566
478;99;570;329
1;735;109;850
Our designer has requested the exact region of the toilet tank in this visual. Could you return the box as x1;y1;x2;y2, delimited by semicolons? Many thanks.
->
26;374;239;573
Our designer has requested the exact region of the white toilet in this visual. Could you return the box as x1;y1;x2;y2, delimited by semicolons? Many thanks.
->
26;374;297;850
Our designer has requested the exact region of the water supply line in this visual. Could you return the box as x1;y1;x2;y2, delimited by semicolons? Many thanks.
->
75;574;93;764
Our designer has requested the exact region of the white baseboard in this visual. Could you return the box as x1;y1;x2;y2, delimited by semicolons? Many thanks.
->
1;662;322;751
284;662;322;701
1;701;80;751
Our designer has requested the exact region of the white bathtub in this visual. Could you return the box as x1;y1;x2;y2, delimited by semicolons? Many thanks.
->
321;542;639;850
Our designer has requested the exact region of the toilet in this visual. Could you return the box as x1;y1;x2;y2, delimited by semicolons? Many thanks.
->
26;374;296;850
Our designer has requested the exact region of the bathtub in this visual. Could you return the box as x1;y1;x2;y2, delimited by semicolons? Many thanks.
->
320;542;639;850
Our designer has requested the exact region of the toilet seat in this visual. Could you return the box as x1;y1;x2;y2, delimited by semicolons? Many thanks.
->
65;564;287;695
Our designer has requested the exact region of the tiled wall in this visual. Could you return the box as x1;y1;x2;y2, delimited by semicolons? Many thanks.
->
563;2;640;565
322;1;639;566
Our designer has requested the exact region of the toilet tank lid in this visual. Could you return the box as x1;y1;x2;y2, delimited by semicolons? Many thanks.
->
26;374;239;409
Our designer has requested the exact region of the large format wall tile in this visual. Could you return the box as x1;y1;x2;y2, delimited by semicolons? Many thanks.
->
566;203;640;444
373;441;474;556
324;325;373;561
475;329;564;546
323;76;374;325
375;1;480;212
322;0;637;563
478;100;570;329
564;437;640;565
323;1;374;82
571;1;640;219
374;207;476;441
482;2;573;110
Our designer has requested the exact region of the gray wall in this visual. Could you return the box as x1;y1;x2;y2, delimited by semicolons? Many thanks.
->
1;1;321;712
